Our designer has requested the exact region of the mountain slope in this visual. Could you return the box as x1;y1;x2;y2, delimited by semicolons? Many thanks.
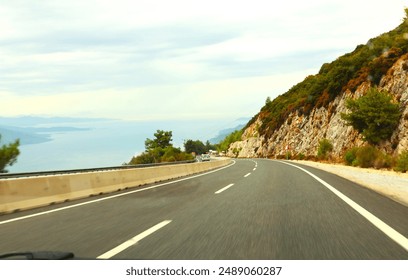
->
228;13;408;159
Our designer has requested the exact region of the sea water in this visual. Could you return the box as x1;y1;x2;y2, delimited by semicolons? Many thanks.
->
6;118;230;173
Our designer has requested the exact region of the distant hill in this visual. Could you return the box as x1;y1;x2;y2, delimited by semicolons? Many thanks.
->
0;116;95;145
0;126;51;145
0;125;93;145
209;123;247;144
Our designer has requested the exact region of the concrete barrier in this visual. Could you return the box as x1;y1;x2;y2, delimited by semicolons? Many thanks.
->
0;159;232;214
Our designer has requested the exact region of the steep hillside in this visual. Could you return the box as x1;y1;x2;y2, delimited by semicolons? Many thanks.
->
228;13;408;160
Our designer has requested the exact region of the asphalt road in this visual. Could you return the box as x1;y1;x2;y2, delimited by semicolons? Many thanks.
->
0;159;407;259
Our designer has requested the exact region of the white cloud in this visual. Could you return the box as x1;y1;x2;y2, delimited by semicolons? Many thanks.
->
0;69;314;120
1;0;407;120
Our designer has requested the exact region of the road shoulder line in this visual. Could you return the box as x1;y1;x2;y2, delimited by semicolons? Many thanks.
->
278;160;408;252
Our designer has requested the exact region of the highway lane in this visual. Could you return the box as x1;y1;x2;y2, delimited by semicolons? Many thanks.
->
0;159;407;259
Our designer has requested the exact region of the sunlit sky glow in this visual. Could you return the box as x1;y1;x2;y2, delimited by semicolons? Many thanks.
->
1;0;407;121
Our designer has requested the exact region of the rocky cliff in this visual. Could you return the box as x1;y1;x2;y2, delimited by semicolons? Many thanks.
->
228;55;408;159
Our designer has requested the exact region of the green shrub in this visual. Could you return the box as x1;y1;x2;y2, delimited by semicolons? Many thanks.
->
297;153;306;160
129;152;154;164
344;147;359;166
355;145;381;168
395;150;408;172
162;146;178;162
232;147;241;158
374;153;394;169
303;155;318;161
344;146;396;169
317;138;333;160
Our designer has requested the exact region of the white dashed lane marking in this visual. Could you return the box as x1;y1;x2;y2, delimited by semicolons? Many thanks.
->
215;184;235;194
97;220;172;259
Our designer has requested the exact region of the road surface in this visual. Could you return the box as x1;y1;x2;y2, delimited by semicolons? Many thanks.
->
0;159;407;259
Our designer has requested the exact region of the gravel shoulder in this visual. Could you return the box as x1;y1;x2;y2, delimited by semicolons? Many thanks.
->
293;160;408;207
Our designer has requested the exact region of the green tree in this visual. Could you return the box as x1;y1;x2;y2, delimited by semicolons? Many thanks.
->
205;140;216;152
145;130;173;150
184;139;206;155
341;88;401;144
0;135;20;173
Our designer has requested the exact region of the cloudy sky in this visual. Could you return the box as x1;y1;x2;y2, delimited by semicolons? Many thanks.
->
1;0;407;122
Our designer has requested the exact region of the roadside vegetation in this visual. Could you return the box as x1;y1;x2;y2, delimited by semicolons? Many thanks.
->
336;86;404;171
128;130;193;164
184;139;216;155
340;87;401;145
282;138;408;173
289;86;406;172
342;145;408;173
395;150;408;172
343;145;393;169
317;138;333;160
0;134;20;173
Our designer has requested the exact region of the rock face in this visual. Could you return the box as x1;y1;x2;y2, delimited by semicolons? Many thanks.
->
228;56;408;159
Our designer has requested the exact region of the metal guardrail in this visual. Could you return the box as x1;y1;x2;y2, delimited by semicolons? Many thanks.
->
0;160;196;179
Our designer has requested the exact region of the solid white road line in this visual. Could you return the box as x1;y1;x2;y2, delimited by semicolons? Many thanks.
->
0;161;236;226
97;220;172;259
279;161;408;252
244;173;251;178
215;184;234;194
